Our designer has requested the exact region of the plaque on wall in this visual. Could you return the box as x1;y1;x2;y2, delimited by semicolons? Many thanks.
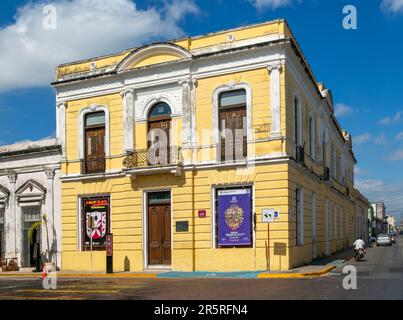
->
176;221;189;232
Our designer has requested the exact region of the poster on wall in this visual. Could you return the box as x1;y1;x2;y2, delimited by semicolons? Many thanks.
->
83;197;109;249
217;188;252;246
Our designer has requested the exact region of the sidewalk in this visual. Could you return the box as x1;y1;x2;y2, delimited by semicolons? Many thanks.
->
0;249;353;279
258;247;354;279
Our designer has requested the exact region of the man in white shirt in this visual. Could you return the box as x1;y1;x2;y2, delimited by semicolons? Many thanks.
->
353;238;366;252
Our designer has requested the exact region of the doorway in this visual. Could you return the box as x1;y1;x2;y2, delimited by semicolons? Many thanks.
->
21;206;42;268
0;207;4;259
147;191;171;267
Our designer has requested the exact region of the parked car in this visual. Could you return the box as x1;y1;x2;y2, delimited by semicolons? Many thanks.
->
377;234;392;246
389;233;396;243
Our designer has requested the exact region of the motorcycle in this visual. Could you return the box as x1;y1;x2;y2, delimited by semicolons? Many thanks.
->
354;248;365;261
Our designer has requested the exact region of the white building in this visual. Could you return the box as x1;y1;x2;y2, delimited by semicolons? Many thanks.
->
0;139;62;269
387;216;396;231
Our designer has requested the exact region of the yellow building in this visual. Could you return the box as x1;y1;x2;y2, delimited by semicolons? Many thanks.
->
53;19;369;272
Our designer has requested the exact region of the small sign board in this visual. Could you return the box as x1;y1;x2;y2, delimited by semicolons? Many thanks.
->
106;234;113;257
176;221;189;232
262;209;279;223
198;210;207;218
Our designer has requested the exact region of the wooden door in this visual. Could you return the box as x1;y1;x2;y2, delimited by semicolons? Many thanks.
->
148;119;171;165
219;106;247;161
85;127;105;173
148;204;171;265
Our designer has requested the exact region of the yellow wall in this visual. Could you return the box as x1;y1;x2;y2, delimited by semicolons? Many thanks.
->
56;20;286;79
60;21;368;273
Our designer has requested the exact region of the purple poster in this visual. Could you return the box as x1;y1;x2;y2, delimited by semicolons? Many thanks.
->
217;188;252;246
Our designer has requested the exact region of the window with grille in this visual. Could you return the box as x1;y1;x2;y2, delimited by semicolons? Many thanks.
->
218;90;247;162
84;112;106;174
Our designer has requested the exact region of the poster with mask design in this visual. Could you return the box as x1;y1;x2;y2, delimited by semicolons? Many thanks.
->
217;188;252;246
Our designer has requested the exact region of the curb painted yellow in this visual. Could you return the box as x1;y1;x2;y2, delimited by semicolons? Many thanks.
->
0;266;336;279
257;265;336;279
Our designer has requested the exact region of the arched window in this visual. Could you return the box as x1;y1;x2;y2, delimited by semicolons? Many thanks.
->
218;89;247;162
148;102;172;165
149;102;172;119
84;111;106;174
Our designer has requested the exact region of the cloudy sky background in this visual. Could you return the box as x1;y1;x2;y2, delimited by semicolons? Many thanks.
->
0;0;403;223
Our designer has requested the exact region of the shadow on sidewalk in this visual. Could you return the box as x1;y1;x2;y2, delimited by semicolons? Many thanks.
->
310;247;354;266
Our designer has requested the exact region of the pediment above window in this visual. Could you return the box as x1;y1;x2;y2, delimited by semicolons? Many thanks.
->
116;43;192;71
16;180;46;205
0;185;10;208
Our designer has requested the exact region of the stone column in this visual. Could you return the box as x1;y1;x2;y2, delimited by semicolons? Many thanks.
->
179;79;198;164
45;169;56;266
57;101;67;161
121;89;136;154
179;79;193;149
6;173;17;261
190;79;198;149
268;63;283;138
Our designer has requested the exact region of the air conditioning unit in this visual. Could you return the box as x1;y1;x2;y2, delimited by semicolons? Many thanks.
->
323;167;330;181
296;145;305;164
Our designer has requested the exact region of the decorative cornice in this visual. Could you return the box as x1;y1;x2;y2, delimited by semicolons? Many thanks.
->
120;88;135;97
7;172;17;184
45;168;55;180
178;78;197;87
267;62;283;73
57;100;67;109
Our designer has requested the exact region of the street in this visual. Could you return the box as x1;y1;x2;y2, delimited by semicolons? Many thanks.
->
0;237;402;300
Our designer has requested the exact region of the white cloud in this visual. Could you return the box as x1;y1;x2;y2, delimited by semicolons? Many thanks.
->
388;149;403;161
374;132;386;145
354;133;372;146
249;0;300;10
356;178;403;218
381;0;403;14
0;0;199;92
379;111;403;125
396;132;403;140
334;103;354;117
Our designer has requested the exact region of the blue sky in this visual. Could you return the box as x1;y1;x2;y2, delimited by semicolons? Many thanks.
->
0;0;403;221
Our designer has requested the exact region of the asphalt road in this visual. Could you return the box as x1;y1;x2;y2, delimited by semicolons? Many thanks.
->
0;237;401;300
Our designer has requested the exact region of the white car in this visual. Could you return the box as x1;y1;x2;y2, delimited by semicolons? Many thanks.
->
376;234;392;246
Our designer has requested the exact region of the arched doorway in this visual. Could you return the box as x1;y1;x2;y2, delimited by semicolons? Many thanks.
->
147;102;172;165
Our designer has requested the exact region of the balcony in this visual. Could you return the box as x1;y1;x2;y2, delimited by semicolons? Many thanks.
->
80;155;106;175
122;146;183;178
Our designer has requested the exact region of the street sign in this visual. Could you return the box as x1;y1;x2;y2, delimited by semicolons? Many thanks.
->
106;233;113;274
106;234;113;257
262;209;279;223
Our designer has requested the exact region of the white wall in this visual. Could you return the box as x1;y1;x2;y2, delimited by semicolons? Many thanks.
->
0;140;61;269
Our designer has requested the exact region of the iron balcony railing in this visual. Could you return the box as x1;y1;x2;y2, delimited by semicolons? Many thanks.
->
80;155;106;175
122;146;183;169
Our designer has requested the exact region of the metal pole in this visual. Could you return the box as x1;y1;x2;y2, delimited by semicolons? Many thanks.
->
267;223;270;272
90;224;93;273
